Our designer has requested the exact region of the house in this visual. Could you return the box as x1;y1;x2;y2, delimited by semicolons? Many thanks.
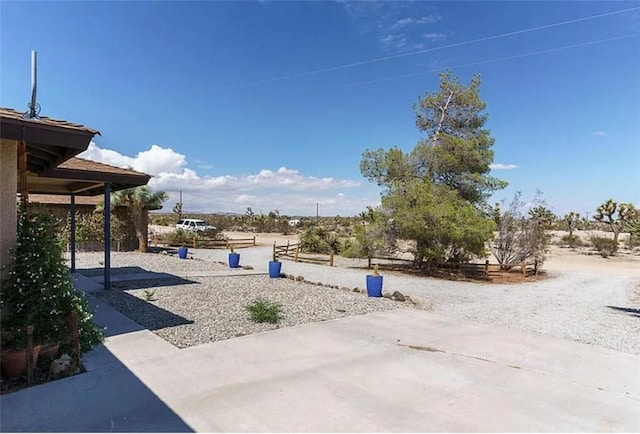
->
0;107;150;288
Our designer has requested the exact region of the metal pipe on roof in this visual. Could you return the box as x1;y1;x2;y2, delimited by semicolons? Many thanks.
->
28;50;38;118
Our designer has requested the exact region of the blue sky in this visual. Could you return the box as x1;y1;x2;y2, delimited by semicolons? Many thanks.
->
1;1;639;217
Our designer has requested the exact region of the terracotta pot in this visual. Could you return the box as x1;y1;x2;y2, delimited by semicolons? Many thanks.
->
40;342;60;360
1;345;41;378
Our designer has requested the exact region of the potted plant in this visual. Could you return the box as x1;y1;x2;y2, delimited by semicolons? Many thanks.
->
228;245;240;268
366;264;383;297
0;328;41;378
178;243;188;259
268;251;282;278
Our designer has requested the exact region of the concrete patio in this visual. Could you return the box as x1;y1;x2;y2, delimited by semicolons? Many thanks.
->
1;278;638;432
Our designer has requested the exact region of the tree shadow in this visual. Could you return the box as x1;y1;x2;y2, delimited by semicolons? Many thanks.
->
111;276;198;290
606;306;640;318
94;280;196;331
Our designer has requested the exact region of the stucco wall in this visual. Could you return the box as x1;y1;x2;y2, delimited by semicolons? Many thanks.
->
0;139;17;275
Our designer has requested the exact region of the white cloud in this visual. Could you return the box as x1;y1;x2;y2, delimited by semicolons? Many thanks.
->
80;142;186;176
591;131;607;137
390;14;441;30
489;163;518;170
423;32;446;41
79;143;372;215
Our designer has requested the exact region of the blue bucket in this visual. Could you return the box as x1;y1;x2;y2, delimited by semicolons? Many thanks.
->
366;275;383;297
228;252;240;268
268;261;282;278
178;247;188;259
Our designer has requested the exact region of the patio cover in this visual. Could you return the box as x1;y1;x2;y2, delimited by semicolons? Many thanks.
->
1;107;150;289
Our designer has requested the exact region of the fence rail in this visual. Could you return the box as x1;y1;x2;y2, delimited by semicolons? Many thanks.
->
273;241;334;266
151;234;256;250
429;259;538;278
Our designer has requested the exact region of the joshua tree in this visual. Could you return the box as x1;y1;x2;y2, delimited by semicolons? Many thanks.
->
594;200;637;244
564;212;580;238
172;202;183;221
112;186;168;252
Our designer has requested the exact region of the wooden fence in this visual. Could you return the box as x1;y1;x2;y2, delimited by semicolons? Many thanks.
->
151;234;256;250
273;241;334;266
430;259;538;278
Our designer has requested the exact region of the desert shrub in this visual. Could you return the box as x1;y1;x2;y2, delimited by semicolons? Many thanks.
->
299;228;333;254
490;191;549;267
560;234;584;248
246;299;281;324
589;236;618;258
166;229;194;246
165;228;226;246
149;214;175;226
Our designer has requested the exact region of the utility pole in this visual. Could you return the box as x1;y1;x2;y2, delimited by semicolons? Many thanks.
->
316;202;319;226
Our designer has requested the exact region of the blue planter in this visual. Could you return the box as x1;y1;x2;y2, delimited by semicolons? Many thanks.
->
228;252;240;268
268;261;282;278
178;247;188;259
366;275;383;297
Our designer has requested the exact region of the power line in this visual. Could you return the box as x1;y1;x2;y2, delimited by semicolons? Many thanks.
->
232;6;640;88
333;33;640;89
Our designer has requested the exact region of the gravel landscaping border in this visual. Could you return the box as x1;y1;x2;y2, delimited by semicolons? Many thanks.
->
94;275;402;348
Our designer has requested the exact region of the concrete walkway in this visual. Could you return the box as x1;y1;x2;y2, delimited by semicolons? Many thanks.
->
2;252;639;432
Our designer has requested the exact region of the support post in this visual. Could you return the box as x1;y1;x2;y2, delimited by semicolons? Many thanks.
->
253;236;256;247
70;193;76;273
329;251;334;267
521;261;526;277
104;182;111;290
294;246;300;262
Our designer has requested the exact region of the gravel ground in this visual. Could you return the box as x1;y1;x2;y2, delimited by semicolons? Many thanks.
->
93;275;400;348
188;247;640;355
68;250;228;276
77;249;640;355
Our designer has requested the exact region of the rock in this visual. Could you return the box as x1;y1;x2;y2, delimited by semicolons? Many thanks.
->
382;293;392;299
242;265;254;270
343;287;352;292
391;291;406;302
295;275;305;282
353;287;360;293
160;250;168;255
49;354;74;379
287;275;295;280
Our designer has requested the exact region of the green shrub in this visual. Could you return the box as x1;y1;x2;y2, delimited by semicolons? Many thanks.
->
590;236;618;258
561;234;584;248
166;229;193;246
246;299;281;324
627;235;640;250
1;209;103;353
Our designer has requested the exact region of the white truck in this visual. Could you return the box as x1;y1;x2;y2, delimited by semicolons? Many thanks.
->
175;219;215;232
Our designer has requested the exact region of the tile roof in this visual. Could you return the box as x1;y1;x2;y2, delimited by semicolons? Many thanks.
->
57;157;149;178
0;107;100;135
